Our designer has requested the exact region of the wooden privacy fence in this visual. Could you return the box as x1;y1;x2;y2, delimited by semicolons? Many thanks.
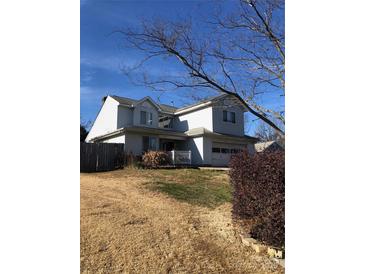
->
80;143;124;172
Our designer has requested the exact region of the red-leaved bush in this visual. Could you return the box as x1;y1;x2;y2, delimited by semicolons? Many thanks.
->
229;150;284;247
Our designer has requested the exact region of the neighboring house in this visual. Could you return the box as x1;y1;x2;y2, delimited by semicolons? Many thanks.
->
254;140;284;153
85;93;258;166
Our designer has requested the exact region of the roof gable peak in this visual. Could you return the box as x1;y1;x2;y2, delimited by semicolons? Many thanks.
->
134;96;161;110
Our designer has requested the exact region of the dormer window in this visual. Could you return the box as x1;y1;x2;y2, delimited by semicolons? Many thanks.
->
140;111;153;125
223;110;236;123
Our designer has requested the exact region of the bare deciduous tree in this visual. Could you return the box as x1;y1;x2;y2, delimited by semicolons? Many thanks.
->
116;0;284;136
254;120;283;142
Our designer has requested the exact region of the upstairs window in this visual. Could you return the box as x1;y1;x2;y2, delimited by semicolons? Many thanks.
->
223;110;236;123
140;111;146;124
148;112;153;125
140;111;153;125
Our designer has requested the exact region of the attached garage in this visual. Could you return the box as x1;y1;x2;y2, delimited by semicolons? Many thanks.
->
211;142;246;166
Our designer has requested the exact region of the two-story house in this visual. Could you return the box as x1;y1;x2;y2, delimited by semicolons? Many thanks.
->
85;93;258;166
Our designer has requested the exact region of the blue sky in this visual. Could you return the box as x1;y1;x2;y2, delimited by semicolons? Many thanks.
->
80;0;284;134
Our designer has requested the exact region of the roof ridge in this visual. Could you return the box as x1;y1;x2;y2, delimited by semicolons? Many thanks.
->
109;93;230;114
157;102;177;109
174;93;228;112
110;95;138;101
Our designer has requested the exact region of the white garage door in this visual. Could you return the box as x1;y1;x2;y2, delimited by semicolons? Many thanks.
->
212;153;230;166
211;143;245;166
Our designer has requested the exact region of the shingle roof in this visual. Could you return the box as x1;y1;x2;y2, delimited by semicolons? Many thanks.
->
109;95;138;106
158;103;178;113
90;125;257;142
110;95;178;113
185;127;258;142
109;94;228;114
174;94;228;112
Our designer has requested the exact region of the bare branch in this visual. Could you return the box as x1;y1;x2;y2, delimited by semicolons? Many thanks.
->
116;0;285;136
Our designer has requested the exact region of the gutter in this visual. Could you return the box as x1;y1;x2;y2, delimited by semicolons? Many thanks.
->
173;94;248;116
206;132;258;143
89;128;126;142
90;125;258;144
186;127;258;143
174;101;212;115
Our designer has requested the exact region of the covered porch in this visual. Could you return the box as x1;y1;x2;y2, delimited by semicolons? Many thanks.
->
159;138;187;151
159;138;191;165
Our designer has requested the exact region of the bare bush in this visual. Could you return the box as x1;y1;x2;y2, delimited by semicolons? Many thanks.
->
142;151;171;168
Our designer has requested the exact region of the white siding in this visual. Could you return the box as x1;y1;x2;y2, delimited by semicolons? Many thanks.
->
174;107;213;131
103;135;125;144
173;100;245;136
188;137;204;165
85;96;119;142
133;101;159;128
124;133;143;155
212;104;244;136
187;136;212;165
86;95;252;165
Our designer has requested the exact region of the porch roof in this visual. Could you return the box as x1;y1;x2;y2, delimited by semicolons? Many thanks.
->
89;126;258;143
185;127;258;143
89;126;187;142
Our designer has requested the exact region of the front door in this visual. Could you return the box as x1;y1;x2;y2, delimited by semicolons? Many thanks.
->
162;141;175;151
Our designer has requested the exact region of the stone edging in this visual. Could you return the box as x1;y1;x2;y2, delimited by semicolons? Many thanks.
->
239;234;285;267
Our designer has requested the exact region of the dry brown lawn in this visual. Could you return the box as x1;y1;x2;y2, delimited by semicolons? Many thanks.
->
80;168;283;274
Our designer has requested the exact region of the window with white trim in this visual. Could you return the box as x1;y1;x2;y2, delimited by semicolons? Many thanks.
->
147;112;153;125
223;110;236;123
142;136;157;151
140;111;153;125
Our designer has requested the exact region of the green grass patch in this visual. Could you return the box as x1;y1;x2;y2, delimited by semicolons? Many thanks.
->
147;169;232;208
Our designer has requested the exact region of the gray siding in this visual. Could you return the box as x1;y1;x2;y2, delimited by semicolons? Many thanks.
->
117;106;133;128
212;105;245;136
132;101;159;128
202;136;213;165
124;132;160;155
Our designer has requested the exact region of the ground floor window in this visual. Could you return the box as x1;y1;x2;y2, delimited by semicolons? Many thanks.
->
142;136;157;151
